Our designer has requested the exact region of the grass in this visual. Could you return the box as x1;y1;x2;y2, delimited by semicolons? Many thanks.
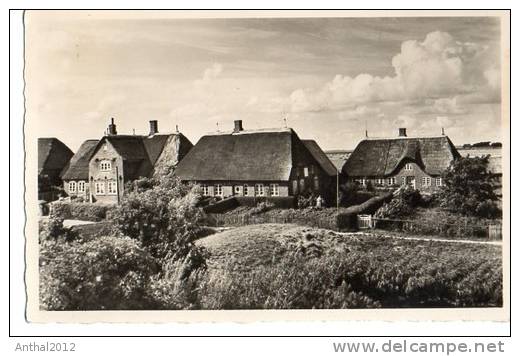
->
195;224;502;308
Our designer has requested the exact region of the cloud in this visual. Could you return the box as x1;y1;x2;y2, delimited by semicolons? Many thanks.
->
287;31;499;114
194;63;223;86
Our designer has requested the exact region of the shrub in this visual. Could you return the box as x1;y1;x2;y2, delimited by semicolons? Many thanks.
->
374;186;420;219
250;201;275;215
39;216;77;243
49;201;113;222
40;236;159;310
111;170;207;268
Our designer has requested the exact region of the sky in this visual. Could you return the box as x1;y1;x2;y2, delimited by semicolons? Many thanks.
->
25;12;503;151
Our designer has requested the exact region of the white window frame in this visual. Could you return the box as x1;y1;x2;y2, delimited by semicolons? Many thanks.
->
404;163;413;171
100;160;112;171
68;181;76;193
376;178;385;185
201;184;209;196
270;183;279;197
244;184;249;196
387;177;396;185
107;181;118;195
436;177;443;187
215;184;223;197
95;182;105;195
77;180;85;193
255;183;265;196
422;177;432;187
303;167;309;177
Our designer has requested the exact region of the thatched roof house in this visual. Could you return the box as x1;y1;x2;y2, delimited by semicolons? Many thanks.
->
38;137;74;201
61;139;99;181
342;128;460;192
175;120;336;200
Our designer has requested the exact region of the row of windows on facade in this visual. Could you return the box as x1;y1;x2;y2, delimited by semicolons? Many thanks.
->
354;176;443;187
201;183;280;197
68;180;118;195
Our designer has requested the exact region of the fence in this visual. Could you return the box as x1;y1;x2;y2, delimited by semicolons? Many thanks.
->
206;212;340;231
371;216;501;240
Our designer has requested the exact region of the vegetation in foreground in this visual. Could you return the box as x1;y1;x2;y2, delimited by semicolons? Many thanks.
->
39;157;503;310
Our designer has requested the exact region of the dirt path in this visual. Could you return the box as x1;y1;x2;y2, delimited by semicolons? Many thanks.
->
337;230;502;246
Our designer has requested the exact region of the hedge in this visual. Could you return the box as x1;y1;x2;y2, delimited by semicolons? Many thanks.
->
49;201;115;222
203;196;296;214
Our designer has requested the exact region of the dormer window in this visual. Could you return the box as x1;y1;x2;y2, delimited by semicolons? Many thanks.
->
100;160;111;171
404;163;413;171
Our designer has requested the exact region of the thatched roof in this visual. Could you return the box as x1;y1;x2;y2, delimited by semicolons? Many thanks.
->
343;136;460;177
61;139;99;180
302;140;338;176
87;133;193;180
38;138;74;175
175;129;297;181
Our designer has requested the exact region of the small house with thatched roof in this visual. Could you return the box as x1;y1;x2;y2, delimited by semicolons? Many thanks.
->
38;137;74;201
63;119;193;204
61;139;99;199
174;120;338;203
342;128;460;193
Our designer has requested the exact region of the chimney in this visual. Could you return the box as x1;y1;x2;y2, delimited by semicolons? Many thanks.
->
107;118;117;136
233;120;243;133
398;128;407;137
149;120;158;135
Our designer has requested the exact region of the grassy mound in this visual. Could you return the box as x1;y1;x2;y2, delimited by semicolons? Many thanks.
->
196;224;502;308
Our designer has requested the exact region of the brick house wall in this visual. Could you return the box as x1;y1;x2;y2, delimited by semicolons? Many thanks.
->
63;179;90;199
88;141;124;204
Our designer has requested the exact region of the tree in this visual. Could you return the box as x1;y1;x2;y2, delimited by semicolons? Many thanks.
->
439;155;500;218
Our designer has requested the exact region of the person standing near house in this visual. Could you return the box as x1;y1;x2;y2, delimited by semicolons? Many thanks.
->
316;195;323;208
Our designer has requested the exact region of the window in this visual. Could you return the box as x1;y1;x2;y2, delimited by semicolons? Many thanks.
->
95;182;105;195
244;184;249;196
103;144;107;151
68;181;76;193
303;167;309;177
77;181;85;193
313;176;319;190
299;179;305;191
376;178;385;185
309;165;315;175
201;184;209;196
234;185;241;195
436;177;443;187
292;180;298;195
387;177;397;186
255;183;264;196
214;184;223;197
422;177;432;187
270;183;280;197
404;163;413;171
107;181;118;195
100;160;111;171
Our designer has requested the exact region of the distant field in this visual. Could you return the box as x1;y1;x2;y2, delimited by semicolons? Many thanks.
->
196;224;502;308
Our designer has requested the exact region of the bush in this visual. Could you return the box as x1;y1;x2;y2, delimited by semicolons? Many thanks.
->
40;236;159;310
374;186;420;219
111;171;207;266
250;201;275;215
49;201;113;222
39;216;77;243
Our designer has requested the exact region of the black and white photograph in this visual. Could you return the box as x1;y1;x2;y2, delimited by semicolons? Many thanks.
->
22;10;509;321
